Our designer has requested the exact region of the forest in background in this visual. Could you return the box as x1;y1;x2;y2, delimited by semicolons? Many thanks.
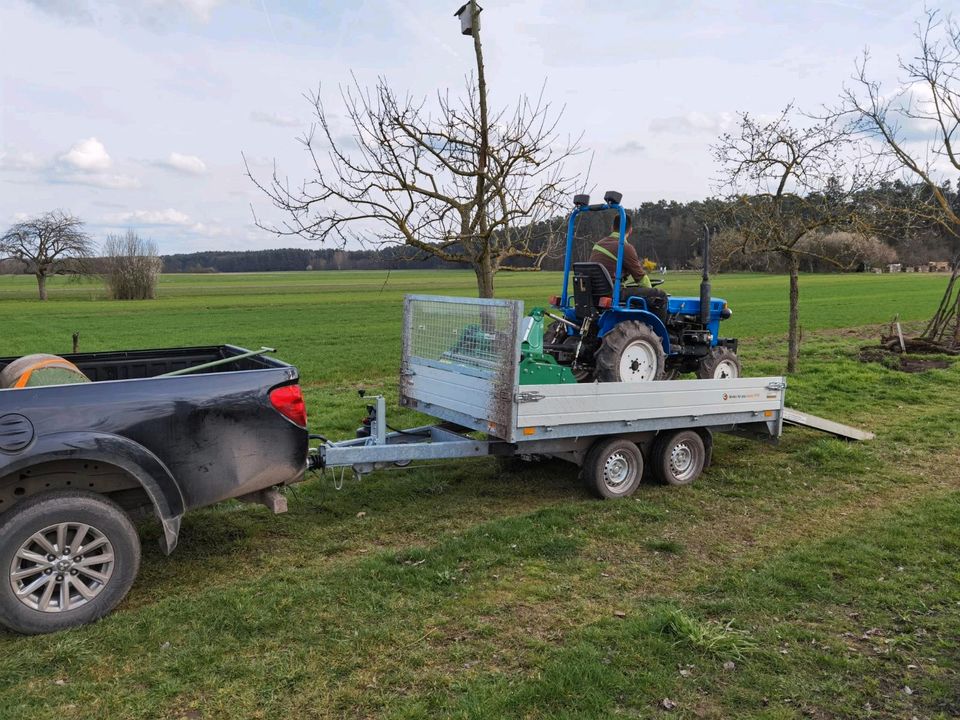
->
160;180;960;275
2;181;957;276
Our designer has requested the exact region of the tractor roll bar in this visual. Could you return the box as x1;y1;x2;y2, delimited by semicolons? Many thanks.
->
560;202;629;310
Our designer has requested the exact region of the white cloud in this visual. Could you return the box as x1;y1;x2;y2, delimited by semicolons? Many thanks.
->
649;112;734;135
26;0;225;25
60;137;112;171
0;149;45;172
53;173;142;189
162;152;207;174
250;110;301;128
177;0;223;22
24;0;93;22
190;221;230;237
106;208;192;225
612;140;645;155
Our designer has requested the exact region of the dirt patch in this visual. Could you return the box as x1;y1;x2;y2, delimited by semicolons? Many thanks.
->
858;347;953;372
899;357;952;372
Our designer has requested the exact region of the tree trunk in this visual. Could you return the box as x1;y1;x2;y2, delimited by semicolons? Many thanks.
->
471;1;489;229
474;256;495;299
36;272;47;301
787;254;800;373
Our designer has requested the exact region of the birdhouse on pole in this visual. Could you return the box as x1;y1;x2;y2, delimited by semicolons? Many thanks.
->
454;2;482;36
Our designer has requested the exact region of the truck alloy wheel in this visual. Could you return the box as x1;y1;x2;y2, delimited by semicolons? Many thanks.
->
0;490;140;634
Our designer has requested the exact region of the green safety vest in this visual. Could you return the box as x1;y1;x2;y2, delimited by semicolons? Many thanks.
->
591;237;652;288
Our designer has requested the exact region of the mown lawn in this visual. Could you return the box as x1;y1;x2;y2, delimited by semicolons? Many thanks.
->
0;270;957;719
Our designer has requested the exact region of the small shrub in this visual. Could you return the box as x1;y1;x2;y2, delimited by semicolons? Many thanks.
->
102;230;161;300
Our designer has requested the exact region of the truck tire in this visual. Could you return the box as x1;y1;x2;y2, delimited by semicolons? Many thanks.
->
0;490;141;635
650;430;706;486
697;347;741;380
595;322;665;383
582;438;644;499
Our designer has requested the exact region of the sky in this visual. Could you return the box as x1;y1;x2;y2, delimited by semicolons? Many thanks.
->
0;0;936;254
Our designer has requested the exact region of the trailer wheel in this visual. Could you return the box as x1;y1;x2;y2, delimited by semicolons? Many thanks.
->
582;438;644;499
651;430;706;486
697;347;741;380
595;322;665;383
0;490;141;635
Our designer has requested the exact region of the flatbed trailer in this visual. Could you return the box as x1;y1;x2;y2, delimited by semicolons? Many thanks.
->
314;295;872;496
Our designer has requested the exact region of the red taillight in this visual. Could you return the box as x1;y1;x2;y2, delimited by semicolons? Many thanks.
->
270;384;307;427
548;295;560;307
598;296;613;309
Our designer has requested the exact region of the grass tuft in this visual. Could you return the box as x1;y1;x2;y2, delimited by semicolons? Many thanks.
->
796;438;871;476
657;608;756;660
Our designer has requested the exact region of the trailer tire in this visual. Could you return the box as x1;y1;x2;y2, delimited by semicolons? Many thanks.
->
651;430;706;486
582;438;644;499
696;347;741;380
0;490;141;635
595;322;665;383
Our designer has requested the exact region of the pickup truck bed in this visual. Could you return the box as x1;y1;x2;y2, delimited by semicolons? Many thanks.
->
0;345;308;634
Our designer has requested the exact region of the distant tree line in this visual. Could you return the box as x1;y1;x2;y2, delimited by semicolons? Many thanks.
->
2;181;955;282
147;181;958;275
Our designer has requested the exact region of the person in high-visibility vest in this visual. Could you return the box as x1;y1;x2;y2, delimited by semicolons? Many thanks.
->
589;213;669;322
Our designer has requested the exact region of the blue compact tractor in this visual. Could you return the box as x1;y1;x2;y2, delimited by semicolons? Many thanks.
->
543;191;740;382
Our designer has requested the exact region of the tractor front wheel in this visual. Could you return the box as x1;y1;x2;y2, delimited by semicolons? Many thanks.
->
595;322;665;382
696;347;741;380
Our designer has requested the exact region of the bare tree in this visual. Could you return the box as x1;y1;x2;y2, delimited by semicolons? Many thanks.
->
101;230;162;300
841;8;960;348
0;258;27;275
0;211;94;300
713;106;889;372
246;1;580;298
797;231;898;271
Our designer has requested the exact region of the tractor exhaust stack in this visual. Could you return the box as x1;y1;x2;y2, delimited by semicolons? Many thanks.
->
700;225;711;325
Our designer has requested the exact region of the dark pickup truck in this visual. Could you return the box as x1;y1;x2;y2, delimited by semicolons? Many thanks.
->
0;345;309;634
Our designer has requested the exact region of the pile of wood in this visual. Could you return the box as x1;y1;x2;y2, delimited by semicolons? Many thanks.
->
880;316;960;356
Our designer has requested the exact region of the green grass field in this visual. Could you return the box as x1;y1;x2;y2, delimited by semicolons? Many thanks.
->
0;270;957;719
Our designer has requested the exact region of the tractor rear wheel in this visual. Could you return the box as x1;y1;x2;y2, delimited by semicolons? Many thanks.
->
696;347;741;380
595;322;665;382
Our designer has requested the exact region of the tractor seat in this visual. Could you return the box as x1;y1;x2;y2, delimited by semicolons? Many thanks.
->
572;262;614;319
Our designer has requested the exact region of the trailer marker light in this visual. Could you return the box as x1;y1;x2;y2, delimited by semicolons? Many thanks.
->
523;427;536;436
764;410;773;417
270;384;308;427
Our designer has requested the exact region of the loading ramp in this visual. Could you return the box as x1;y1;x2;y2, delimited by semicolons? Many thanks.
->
782;408;875;441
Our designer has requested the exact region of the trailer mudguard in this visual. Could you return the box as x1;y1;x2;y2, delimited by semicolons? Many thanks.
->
0;431;185;553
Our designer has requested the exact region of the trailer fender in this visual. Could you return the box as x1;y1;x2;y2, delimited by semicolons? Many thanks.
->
696;427;714;469
0;431;185;553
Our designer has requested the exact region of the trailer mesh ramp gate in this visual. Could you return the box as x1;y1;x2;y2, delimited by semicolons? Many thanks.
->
401;295;523;439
